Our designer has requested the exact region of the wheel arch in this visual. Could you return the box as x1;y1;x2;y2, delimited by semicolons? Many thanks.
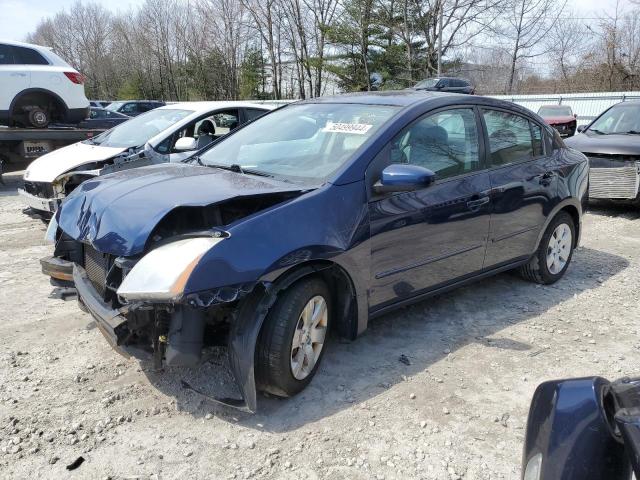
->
10;88;69;120
269;259;360;341
534;198;582;252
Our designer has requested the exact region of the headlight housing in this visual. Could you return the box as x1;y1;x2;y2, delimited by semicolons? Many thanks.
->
117;236;223;301
44;214;58;243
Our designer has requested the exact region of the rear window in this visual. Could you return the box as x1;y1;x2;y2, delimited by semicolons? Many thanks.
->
246;108;269;121
12;46;49;65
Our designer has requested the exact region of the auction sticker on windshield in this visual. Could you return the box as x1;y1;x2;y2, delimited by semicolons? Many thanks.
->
322;122;373;134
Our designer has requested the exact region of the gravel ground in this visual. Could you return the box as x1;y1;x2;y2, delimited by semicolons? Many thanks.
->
1;169;639;480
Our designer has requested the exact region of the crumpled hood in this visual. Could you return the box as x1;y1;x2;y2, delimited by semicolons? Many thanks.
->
565;132;640;156
58;163;303;256
542;115;576;125
24;141;128;183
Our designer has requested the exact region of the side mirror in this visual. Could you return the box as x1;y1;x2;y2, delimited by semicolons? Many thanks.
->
373;164;436;194
574;113;578;119
577;125;587;133
174;136;197;151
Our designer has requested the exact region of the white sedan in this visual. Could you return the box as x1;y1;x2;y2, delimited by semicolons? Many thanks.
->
19;101;274;214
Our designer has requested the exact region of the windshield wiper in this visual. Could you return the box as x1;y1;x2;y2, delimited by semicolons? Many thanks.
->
622;130;640;135
590;129;607;135
183;155;204;166
199;162;275;178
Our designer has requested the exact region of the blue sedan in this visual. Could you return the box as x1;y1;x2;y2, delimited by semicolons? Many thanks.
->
43;91;589;412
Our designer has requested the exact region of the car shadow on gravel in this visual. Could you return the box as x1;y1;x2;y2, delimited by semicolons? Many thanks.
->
587;201;640;220
140;246;628;431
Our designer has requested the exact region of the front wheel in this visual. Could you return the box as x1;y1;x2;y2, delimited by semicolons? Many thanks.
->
256;277;331;397
519;211;576;284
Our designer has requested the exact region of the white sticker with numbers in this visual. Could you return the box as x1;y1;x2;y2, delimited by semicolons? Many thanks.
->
322;122;373;135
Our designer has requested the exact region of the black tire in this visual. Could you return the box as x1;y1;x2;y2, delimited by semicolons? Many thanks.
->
519;211;576;284
28;108;50;128
255;276;331;398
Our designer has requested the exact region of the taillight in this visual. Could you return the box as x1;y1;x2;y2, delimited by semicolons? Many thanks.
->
63;71;85;85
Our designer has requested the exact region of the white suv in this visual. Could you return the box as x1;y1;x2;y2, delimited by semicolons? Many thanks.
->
0;40;89;128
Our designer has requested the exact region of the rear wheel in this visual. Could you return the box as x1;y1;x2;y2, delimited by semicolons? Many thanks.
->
27;107;50;128
519;211;575;284
256;277;331;397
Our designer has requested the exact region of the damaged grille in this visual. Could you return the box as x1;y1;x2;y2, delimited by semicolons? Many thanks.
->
23;181;54;199
83;245;110;297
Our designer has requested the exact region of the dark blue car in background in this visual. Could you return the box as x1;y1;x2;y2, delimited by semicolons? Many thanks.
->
42;91;589;412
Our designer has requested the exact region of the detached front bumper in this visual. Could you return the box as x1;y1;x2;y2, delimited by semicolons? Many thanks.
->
40;256;74;282
70;262;257;412
72;264;132;358
18;188;61;214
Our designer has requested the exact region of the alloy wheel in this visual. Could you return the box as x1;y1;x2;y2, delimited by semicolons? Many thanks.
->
546;223;572;275
290;295;328;380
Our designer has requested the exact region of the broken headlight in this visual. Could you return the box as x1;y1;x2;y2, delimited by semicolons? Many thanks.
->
116;237;223;302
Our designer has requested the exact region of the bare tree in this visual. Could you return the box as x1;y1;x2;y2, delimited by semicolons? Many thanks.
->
411;0;505;77
545;12;588;89
502;0;567;93
241;0;284;98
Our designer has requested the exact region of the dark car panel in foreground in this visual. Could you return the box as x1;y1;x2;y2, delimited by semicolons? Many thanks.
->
522;376;640;480
44;91;588;412
565;101;640;203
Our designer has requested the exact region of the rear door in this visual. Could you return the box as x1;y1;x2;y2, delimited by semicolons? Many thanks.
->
14;45;54;100
368;106;492;309
0;44;29;112
482;108;559;267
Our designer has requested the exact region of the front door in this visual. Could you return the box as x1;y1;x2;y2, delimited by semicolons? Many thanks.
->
481;109;559;267
368;107;492;309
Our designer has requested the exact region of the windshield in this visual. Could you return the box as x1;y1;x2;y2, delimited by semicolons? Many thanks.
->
86;108;192;148
198;103;399;184
414;78;439;88
588;103;640;134
538;106;573;117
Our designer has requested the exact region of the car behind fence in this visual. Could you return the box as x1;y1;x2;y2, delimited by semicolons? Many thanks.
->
492;91;640;126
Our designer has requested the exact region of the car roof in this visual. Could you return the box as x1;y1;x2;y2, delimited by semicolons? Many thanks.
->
297;90;480;107
158;101;276;113
0;39;51;50
0;39;73;68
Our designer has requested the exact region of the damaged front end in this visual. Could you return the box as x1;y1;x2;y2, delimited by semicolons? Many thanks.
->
49;230;265;412
43;183;307;413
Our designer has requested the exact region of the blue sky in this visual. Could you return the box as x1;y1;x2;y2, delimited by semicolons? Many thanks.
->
0;0;629;43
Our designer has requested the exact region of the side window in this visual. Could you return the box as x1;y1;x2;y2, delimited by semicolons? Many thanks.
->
211;109;239;135
120;103;138;115
0;44;13;64
12;46;48;65
245;108;268;121
392;108;481;180
483;110;535;167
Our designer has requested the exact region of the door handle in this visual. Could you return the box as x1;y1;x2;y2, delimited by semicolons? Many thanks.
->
10;72;27;77
467;196;490;210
